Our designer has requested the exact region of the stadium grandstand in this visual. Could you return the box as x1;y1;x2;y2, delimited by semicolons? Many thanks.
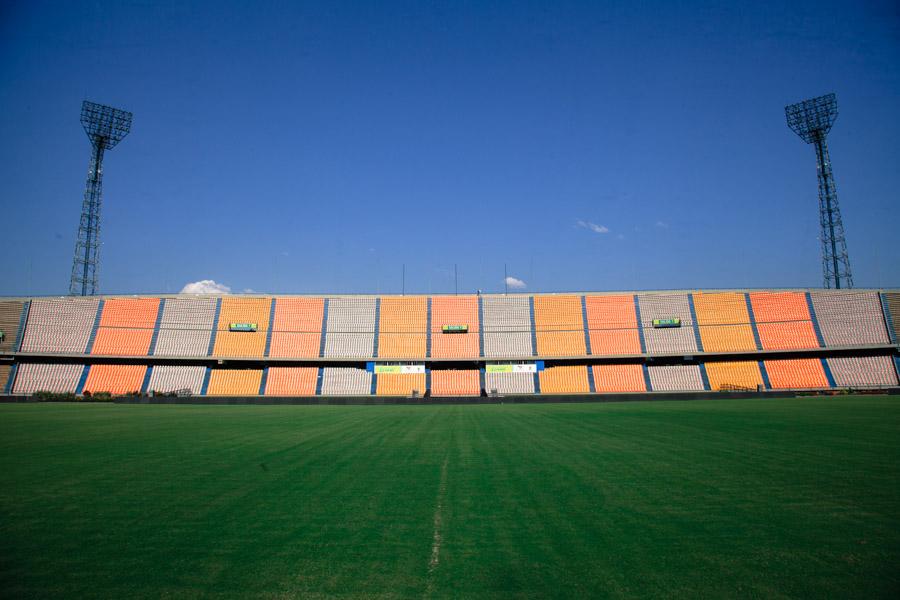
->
1;288;898;399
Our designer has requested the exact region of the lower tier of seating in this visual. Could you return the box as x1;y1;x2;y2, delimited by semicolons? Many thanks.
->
4;353;897;396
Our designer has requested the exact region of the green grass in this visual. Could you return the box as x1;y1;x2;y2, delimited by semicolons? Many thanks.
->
1;397;899;599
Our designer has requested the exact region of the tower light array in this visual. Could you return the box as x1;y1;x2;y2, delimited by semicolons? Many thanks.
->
785;93;853;289
69;100;133;296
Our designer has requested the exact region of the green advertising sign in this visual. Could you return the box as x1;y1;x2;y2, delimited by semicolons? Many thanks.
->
486;365;514;373
652;318;681;328
229;322;258;332
441;324;468;333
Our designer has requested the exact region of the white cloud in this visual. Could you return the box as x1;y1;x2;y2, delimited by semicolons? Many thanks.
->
180;279;231;294
655;220;669;229
504;276;526;289
577;220;609;234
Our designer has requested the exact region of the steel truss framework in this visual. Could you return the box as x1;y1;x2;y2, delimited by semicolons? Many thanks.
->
785;93;853;289
70;101;132;296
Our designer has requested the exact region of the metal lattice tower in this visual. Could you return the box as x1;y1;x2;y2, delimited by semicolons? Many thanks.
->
69;101;132;296
785;93;853;289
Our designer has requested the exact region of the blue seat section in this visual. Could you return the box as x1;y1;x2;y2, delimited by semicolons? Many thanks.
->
20;297;101;354
323;297;377;358
637;293;698;355
481;295;533;358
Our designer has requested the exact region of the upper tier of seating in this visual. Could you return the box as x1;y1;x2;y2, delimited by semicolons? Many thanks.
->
0;300;26;353
6;289;895;361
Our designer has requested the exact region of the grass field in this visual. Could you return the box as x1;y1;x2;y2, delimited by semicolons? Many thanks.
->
1;397;899;599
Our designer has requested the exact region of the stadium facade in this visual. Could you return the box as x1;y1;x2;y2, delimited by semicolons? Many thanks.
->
1;289;898;398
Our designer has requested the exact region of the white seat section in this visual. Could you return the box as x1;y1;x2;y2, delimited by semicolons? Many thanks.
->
647;364;704;391
637;294;699;355
323;297;376;358
482;296;533;358
809;291;890;347
146;365;206;395
12;363;83;394
153;297;217;357
20;297;100;354
827;355;898;387
320;367;372;395
484;372;535;394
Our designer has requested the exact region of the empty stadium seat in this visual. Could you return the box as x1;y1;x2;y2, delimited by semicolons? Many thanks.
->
82;364;147;395
20;297;100;354
0;300;26;353
430;370;480;396
268;298;324;358
484;371;535;394
533;295;587;357
206;369;263;396
12;363;84;394
430;296;480;359
482;296;533;358
213;297;271;358
764;358;829;389
704;361;763;391
591;364;646;393
91;297;160;356
538;365;590;394
584;295;642;356
749;291;820;350
637;294;698;355
647;364;704;391
264;367;318;396
146;365;205;395
692;292;757;352
320;367;372;395
376;372;426;396
378;296;427;358
810;291;890;347
826;355;898;387
153;297;217;357
323;298;376;358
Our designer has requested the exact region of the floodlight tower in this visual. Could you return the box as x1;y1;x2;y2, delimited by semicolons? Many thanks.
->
69;101;133;296
785;93;853;289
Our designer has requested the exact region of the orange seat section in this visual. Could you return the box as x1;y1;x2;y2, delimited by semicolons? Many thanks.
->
82;364;146;395
376;373;426;396
698;325;758;353
213;298;272;358
431;370;480;396
749;292;820;350
592;364;646;392
764;358;829;389
91;298;160;356
207;369;263;395
539;365;590;394
378;297;427;358
585;295;641;355
756;322;820;350
265;367;318;396
533;295;586;357
704;361;763;391
692;292;757;352
269;298;324;358
430;296;480;359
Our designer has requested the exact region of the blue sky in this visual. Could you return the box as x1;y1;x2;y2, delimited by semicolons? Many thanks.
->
1;0;898;296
